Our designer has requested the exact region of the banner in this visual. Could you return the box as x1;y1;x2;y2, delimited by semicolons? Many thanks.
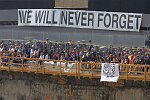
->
100;63;119;82
18;9;142;32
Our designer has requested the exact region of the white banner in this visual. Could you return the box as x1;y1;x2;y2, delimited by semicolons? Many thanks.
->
100;63;119;82
18;9;142;32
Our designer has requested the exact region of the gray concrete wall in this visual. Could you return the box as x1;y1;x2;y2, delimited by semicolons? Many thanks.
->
0;25;149;47
0;10;17;21
0;71;150;100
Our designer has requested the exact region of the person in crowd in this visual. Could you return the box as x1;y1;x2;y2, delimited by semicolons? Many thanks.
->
0;39;149;67
2;48;9;65
39;52;44;65
145;36;150;48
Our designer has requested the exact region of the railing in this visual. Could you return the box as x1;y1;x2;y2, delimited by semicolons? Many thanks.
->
0;56;150;81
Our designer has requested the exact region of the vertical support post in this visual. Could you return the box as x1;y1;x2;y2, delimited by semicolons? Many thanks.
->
8;56;10;67
60;61;62;76
91;63;93;78
76;62;78;78
78;62;80;79
144;66;147;81
8;56;10;72
36;58;39;73
21;57;24;72
126;65;129;80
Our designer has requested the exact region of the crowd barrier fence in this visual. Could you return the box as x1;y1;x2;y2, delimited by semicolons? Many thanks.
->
0;56;150;81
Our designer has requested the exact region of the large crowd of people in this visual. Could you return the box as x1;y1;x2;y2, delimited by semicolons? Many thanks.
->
0;39;150;65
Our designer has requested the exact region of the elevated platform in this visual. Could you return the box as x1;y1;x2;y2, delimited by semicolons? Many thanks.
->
0;56;150;82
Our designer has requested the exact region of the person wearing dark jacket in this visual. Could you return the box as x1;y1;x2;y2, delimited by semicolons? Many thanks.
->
145;36;150;48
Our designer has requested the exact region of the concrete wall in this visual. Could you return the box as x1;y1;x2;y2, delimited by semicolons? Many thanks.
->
0;25;149;47
0;71;150;100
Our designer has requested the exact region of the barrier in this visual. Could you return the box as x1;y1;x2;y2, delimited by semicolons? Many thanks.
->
0;56;150;81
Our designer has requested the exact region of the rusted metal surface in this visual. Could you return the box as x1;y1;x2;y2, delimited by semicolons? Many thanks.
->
55;0;88;8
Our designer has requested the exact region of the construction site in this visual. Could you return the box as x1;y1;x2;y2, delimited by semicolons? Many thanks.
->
0;0;149;100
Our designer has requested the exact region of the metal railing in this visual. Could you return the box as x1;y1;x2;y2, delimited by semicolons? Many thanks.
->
0;56;150;81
